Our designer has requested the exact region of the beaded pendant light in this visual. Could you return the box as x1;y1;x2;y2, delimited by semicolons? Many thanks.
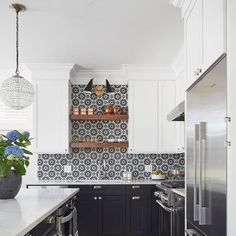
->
0;3;35;110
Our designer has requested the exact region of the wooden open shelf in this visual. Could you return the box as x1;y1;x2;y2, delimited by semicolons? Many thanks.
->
70;114;128;121
70;141;129;148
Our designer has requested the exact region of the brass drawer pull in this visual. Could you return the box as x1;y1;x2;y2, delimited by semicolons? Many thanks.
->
94;185;102;189
132;196;141;200
132;185;140;189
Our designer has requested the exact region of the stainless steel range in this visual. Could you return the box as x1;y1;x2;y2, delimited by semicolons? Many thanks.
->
154;180;184;207
154;180;185;236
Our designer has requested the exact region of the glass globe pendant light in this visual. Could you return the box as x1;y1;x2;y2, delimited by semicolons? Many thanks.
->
0;3;35;110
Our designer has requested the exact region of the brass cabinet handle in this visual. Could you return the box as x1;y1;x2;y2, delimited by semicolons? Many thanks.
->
132;185;140;189
94;185;102;189
132;196;141;200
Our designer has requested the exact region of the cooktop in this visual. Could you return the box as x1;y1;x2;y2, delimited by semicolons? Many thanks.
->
161;180;185;189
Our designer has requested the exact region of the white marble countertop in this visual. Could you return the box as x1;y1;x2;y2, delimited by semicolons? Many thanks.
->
0;188;79;236
172;188;185;197
27;179;162;187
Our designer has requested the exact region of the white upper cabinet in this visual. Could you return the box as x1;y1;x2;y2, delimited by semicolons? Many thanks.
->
202;0;226;71
175;72;185;152
175;71;185;104
184;0;226;89
185;0;203;87
28;64;73;154
128;81;158;153
128;80;176;153
157;81;176;153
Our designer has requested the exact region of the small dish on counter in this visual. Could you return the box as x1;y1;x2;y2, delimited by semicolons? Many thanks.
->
151;174;166;180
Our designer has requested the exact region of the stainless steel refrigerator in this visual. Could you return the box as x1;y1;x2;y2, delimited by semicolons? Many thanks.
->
186;56;227;236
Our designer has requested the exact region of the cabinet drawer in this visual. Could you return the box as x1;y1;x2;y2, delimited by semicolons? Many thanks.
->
77;185;125;195
126;185;150;195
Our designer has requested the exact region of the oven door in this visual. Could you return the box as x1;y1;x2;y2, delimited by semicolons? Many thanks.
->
156;199;174;236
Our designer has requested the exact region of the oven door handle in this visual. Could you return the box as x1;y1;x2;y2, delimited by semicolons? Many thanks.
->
156;199;173;212
60;210;73;224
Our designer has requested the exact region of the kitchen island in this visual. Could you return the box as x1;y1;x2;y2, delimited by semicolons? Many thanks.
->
0;188;79;236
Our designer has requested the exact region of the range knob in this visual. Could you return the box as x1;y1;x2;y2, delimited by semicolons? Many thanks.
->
160;193;168;204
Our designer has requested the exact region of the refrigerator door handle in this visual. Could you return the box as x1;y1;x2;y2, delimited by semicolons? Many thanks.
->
194;124;200;221
199;122;207;225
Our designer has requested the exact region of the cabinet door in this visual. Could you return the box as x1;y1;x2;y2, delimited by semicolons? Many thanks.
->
98;195;125;236
77;195;98;236
157;81;176;152
202;0;226;71
177;71;185;104
175;73;185;152
128;81;158;153
33;80;69;153
125;194;148;236
185;0;203;88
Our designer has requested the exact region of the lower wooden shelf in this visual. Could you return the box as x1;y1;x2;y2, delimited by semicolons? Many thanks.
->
70;141;129;148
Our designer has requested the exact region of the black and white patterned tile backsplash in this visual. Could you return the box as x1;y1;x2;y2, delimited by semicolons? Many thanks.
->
38;84;185;181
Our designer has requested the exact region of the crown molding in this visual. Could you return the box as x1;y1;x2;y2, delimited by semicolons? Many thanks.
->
169;0;184;8
70;66;127;84
25;63;75;81
121;64;172;74
70;64;175;84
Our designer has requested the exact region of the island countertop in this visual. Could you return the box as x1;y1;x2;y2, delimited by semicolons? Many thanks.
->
0;188;79;236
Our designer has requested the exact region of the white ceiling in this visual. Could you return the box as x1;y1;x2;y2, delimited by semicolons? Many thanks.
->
0;0;183;70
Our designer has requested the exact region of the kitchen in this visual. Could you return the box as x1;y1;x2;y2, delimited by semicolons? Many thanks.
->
0;0;236;236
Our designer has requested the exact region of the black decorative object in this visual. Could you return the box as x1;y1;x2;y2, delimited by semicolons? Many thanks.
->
84;78;114;94
84;78;94;93
0;170;22;199
106;79;115;93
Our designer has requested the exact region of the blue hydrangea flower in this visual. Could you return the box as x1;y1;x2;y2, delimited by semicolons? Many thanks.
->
4;146;24;158
23;131;30;139
6;130;19;141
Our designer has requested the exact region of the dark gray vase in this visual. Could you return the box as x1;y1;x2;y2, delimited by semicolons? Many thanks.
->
0;170;22;199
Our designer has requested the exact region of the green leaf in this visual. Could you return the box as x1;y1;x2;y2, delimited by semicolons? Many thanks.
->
22;148;33;155
13;141;26;148
25;159;30;167
0;162;11;176
24;141;31;146
13;163;26;176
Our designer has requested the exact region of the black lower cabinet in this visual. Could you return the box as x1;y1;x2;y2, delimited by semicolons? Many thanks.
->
125;194;147;236
76;185;158;236
99;195;125;236
77;195;98;236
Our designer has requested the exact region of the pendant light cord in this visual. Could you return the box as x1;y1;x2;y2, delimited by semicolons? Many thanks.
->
15;10;20;76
